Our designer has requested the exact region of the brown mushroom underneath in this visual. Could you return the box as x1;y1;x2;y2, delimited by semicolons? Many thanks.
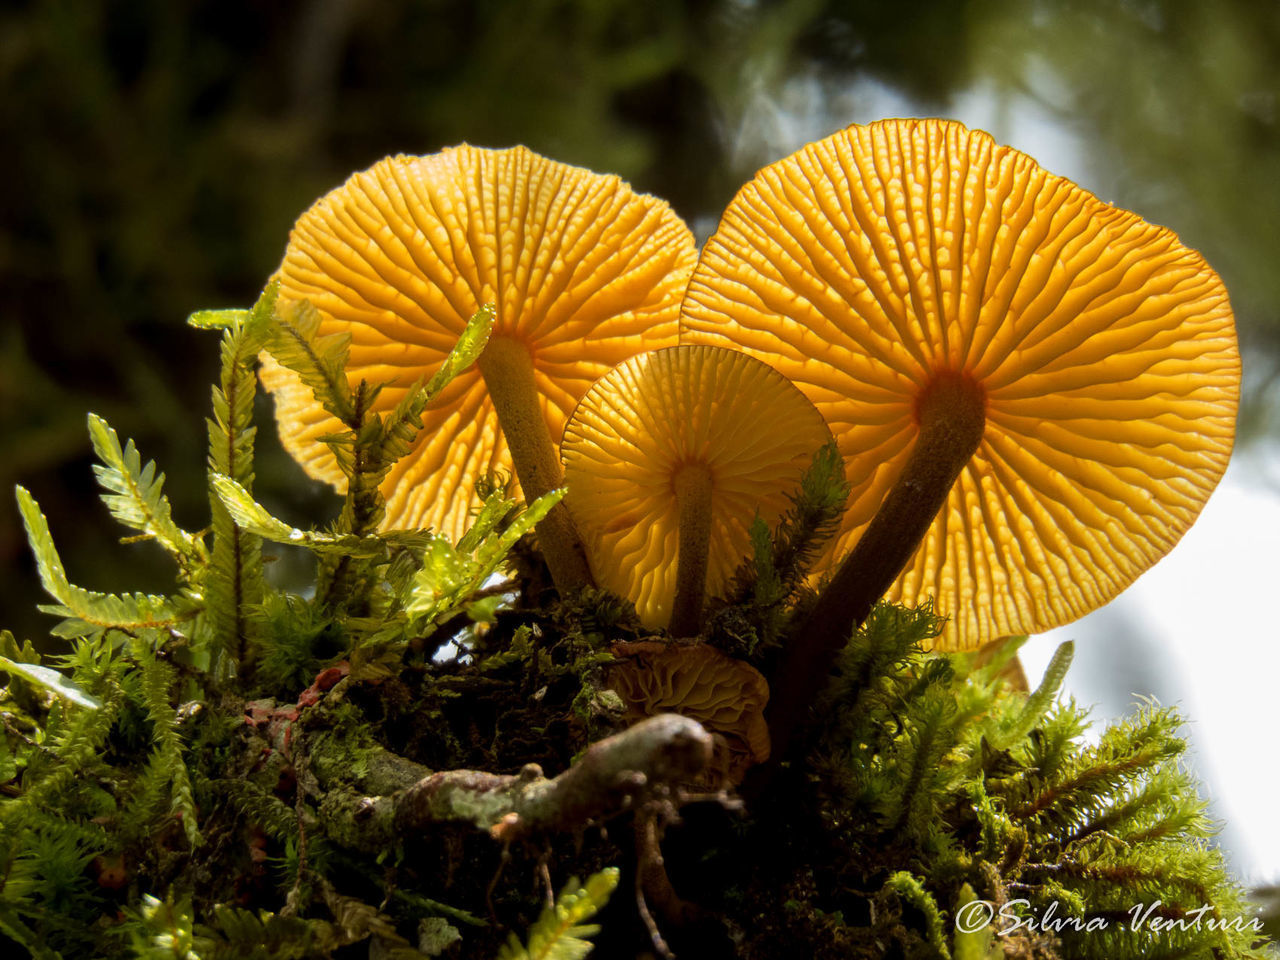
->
606;640;770;786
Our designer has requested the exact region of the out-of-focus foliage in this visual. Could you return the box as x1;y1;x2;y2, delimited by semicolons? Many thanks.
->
967;0;1280;441
4;0;1278;634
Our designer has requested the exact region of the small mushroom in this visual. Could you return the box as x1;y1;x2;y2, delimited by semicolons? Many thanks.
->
561;345;832;635
261;146;696;590
607;640;770;784
680;118;1238;750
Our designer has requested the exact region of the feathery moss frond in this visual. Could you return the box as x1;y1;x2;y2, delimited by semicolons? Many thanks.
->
187;308;249;331
196;903;317;959
133;641;199;847
372;304;494;474
405;488;565;625
265;305;496;611
208;778;299;843
713;441;850;652
3;681;122;835
122;892;200;960
1011;702;1187;828
201;282;276;678
87;413;206;576
768;440;849;589
16;486;194;639
264;298;354;426
884;872;951;960
996;641;1073;746
495;868;619;960
875;684;962;837
210;474;384;557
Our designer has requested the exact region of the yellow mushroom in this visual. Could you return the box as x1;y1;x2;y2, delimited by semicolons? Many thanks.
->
561;345;833;635
681;118;1238;759
681;118;1239;653
261;145;697;591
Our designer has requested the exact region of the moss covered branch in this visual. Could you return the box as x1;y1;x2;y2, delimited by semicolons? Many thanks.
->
314;714;712;851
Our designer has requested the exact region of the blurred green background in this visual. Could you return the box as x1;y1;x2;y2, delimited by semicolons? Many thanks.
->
3;0;1278;643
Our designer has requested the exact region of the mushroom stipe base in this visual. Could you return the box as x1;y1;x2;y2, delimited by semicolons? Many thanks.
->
765;370;988;761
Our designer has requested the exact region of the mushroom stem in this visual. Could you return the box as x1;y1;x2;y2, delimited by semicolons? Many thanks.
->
669;463;714;637
475;336;594;592
766;371;987;757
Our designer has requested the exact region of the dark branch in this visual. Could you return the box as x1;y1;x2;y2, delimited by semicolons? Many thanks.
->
325;714;714;850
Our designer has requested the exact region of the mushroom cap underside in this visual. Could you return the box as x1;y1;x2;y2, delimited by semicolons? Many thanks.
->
607;640;771;780
680;117;1239;650
562;345;834;627
261;144;696;540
